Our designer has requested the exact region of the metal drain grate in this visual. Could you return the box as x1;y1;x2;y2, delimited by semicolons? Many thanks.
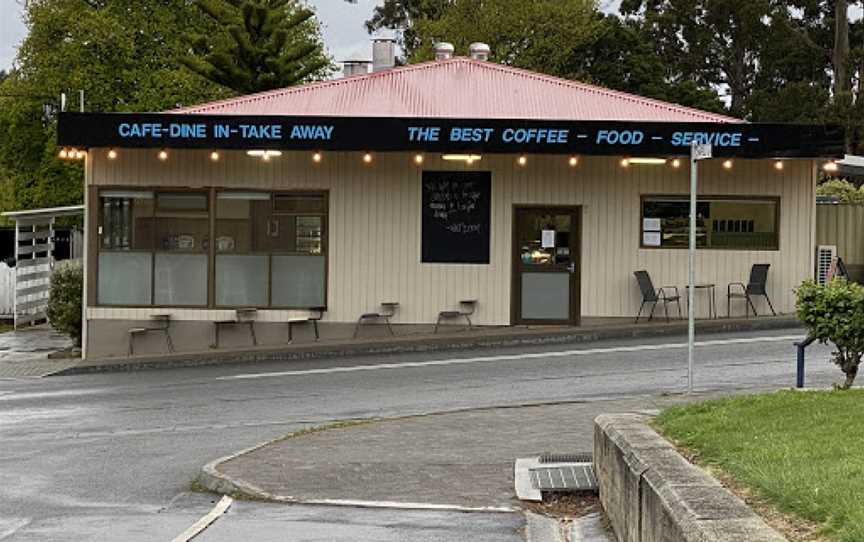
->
539;452;592;464
530;464;598;492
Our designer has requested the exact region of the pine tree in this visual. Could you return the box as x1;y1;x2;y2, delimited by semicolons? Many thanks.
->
182;0;332;94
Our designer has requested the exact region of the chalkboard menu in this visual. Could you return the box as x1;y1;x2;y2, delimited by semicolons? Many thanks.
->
422;171;491;264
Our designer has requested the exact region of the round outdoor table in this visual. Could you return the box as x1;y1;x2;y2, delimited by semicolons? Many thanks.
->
685;283;717;319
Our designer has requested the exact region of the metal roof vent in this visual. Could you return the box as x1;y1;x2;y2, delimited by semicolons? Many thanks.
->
469;42;491;61
342;60;371;78
433;42;455;61
372;37;396;72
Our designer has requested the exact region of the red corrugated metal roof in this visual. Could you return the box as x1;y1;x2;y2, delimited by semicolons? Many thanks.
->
174;57;741;123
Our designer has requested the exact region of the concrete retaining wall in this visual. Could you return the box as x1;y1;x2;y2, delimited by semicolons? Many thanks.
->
593;414;786;542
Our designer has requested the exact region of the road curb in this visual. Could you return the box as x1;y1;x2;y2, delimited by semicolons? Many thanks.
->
594;413;786;542
54;316;801;375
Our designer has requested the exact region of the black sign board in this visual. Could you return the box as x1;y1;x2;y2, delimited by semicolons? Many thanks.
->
57;112;845;158
422;171;491;264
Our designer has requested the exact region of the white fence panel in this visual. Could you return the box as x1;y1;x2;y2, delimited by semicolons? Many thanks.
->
0;263;15;317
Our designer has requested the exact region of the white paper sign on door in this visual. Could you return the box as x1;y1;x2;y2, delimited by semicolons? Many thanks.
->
643;232;662;247
541;229;556;248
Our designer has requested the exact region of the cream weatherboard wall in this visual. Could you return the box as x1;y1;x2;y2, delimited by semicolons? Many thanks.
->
85;149;816;326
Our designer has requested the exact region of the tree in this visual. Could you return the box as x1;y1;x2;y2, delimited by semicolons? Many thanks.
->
797;279;864;389
359;0;450;59
817;178;864;203
182;0;332;94
620;0;775;118
0;0;230;213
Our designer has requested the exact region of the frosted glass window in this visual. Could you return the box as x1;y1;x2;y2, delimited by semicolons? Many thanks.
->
521;273;570;320
216;255;268;307
273;256;327;308
271;255;325;307
98;252;152;305
154;254;208;306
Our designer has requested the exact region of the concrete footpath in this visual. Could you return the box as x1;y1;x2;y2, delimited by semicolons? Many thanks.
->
0;326;76;378
197;393;744;539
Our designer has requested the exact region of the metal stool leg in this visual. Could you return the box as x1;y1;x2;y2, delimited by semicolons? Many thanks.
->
353;318;364;339
434;314;443;334
313;320;320;341
164;330;174;353
128;335;134;356
248;322;257;346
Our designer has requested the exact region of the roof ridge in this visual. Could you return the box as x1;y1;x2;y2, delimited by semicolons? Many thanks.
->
173;57;741;124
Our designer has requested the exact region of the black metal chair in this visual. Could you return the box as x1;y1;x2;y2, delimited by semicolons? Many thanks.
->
353;302;399;338
727;264;776;317
434;300;477;333
634;270;682;323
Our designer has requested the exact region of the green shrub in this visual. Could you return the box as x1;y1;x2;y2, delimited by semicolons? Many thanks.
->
47;262;83;347
796;279;864;389
817;178;864;204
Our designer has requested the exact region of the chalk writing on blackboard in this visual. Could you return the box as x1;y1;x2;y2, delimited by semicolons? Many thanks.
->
421;171;491;263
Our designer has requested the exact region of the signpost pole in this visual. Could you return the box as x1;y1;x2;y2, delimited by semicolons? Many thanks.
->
688;143;712;394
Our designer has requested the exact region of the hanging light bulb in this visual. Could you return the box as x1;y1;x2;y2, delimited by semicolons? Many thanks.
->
723;159;733;170
363;153;373;164
414;154;424;165
774;160;784;171
58;148;68;159
568;156;579;167
210;151;220;162
517;155;528;166
107;149;118;160
312;152;322;163
671;159;681;168
158;150;168;161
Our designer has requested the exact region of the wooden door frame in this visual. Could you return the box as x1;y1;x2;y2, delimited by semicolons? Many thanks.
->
510;205;582;326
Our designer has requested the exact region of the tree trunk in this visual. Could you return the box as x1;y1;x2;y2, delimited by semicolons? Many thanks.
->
843;363;858;389
834;0;851;97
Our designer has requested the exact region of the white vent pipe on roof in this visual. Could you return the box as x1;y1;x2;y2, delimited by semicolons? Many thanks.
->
469;42;491;61
343;60;371;77
434;42;455;61
372;37;396;72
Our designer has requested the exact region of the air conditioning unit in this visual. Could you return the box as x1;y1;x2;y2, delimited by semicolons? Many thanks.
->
816;245;837;284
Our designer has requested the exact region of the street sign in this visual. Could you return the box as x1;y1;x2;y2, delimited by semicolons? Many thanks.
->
692;143;713;160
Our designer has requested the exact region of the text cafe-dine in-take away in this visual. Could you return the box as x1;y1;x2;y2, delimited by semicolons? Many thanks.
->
56;53;843;359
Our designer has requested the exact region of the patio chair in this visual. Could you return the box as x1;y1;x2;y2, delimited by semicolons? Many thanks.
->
727;264;776;317
634;270;682;323
434;300;477;333
353;302;399;338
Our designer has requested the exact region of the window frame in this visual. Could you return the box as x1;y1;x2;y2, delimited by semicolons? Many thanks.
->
95;187;329;310
639;194;781;251
213;190;329;310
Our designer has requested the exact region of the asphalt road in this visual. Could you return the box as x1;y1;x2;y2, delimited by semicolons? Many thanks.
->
0;328;839;541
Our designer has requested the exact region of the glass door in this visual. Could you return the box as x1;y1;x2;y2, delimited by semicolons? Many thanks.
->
512;207;581;325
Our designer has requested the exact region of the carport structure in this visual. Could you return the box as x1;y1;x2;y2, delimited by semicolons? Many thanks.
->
1;205;83;328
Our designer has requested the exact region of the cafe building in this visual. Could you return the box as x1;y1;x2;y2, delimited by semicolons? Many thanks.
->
57;44;843;359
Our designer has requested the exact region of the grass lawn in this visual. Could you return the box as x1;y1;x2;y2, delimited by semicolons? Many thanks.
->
654;390;864;542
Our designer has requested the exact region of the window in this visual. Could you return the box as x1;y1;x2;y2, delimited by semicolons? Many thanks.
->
98;189;328;308
98;191;154;305
98;190;210;306
212;191;327;308
641;196;779;250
